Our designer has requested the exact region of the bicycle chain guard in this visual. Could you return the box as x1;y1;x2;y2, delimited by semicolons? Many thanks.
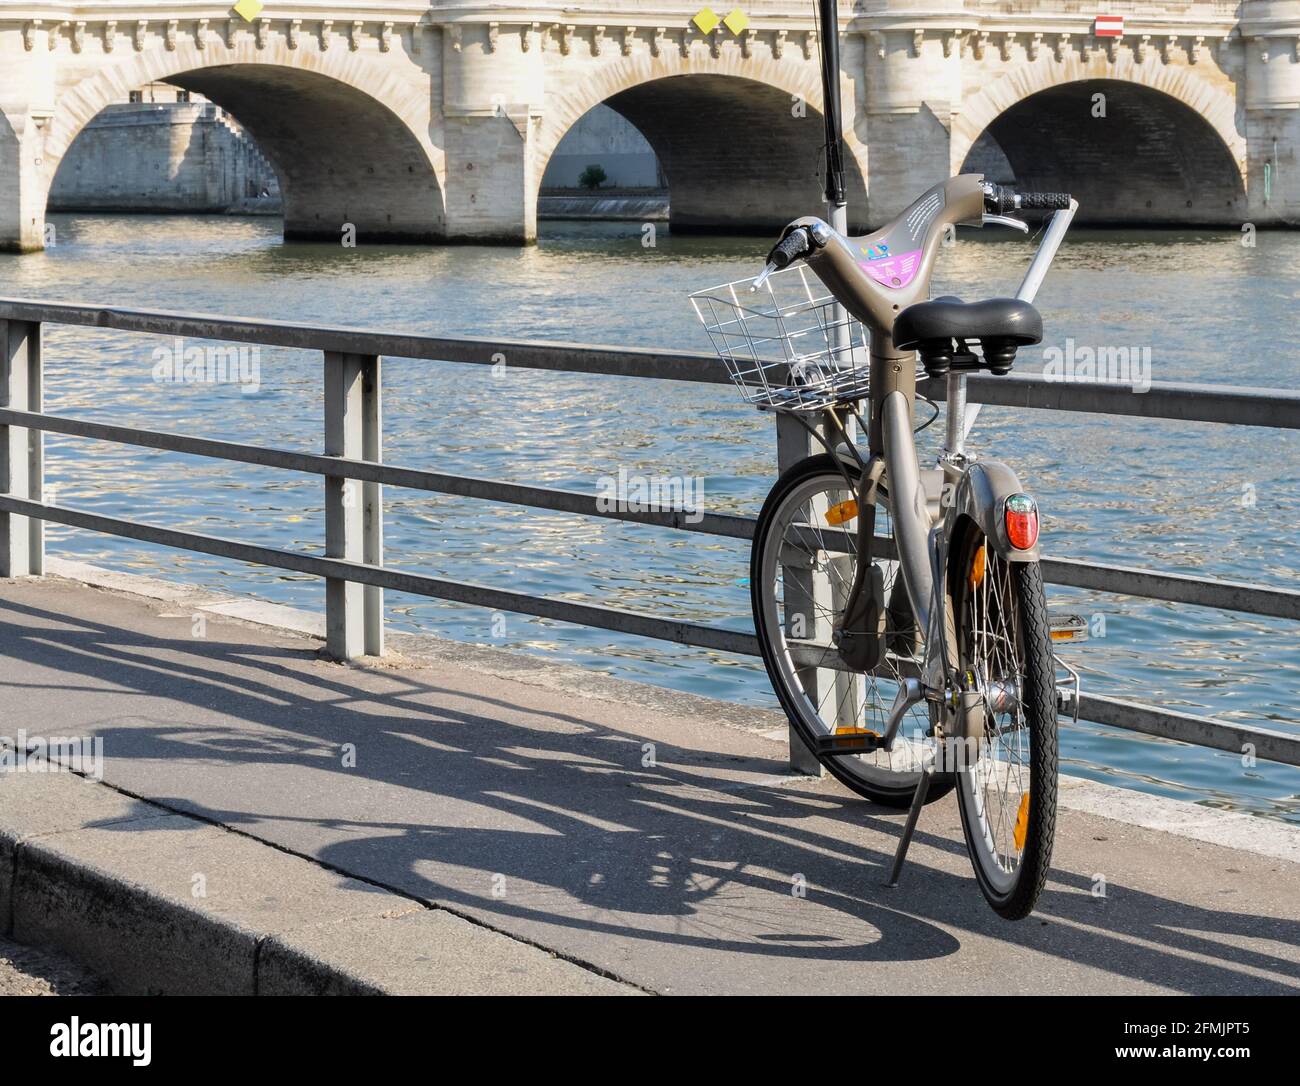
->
834;461;887;672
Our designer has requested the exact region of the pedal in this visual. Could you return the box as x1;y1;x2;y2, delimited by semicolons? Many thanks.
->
1048;612;1089;643
1052;654;1082;726
816;727;882;756
1048;613;1085;725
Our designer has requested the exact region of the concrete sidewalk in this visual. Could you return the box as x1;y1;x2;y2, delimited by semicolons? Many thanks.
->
1;563;1296;995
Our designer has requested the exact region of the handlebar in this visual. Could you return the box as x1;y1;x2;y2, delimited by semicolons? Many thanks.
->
751;175;1077;324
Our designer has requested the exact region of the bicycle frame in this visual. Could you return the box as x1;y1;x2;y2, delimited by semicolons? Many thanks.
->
811;195;1079;728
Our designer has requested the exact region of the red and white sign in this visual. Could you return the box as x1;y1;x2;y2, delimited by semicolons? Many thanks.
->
1094;15;1124;37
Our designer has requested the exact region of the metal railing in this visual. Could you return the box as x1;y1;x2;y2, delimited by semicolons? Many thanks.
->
1;298;1298;769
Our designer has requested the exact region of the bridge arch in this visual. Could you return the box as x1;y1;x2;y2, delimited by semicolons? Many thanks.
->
534;54;869;234
953;65;1246;225
42;39;445;242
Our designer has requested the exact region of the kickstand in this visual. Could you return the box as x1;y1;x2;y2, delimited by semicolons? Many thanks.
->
886;759;935;888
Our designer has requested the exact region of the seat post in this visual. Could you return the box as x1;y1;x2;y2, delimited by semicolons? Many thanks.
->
943;372;967;458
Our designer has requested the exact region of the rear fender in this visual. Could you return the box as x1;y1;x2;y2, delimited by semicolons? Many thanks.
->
944;459;1041;562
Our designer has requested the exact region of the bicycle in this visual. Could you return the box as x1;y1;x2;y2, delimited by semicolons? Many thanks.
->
691;175;1083;919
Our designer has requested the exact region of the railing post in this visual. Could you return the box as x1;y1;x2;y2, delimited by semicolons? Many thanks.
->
323;351;382;659
0;320;43;578
362;357;384;657
775;411;826;777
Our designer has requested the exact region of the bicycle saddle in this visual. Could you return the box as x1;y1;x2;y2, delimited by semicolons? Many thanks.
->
894;296;1042;377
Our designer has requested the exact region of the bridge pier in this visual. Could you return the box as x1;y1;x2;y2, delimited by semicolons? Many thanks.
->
441;24;542;243
0;123;46;254
1244;19;1300;224
0;69;54;253
1246;108;1300;223
863;31;960;227
444;113;537;243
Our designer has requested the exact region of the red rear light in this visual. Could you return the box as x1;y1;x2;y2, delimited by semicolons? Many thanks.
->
1005;494;1039;550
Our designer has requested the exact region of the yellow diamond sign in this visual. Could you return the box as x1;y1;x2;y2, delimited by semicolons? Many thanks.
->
723;8;749;35
692;7;721;35
232;0;264;22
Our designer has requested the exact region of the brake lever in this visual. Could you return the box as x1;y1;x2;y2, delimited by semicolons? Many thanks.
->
751;261;778;292
981;214;1030;233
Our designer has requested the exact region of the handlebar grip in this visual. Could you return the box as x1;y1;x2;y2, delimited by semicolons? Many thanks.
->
984;184;1072;214
1019;192;1072;211
767;227;811;270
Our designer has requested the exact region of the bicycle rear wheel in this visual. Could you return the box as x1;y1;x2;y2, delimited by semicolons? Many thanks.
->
948;525;1058;919
751;454;952;807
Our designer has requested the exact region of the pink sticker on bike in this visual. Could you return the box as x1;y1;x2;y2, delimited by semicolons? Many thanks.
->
858;249;922;289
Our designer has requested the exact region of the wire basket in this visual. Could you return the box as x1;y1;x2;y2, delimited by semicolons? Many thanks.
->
690;263;873;412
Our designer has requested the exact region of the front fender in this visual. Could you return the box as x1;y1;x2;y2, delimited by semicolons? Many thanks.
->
945;459;1041;562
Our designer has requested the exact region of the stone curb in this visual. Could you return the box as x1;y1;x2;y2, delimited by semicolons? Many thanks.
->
0;768;639;996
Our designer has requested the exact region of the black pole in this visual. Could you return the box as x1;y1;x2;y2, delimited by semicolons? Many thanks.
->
816;0;846;207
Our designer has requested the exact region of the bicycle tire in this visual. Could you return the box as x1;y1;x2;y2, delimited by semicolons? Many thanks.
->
949;526;1058;919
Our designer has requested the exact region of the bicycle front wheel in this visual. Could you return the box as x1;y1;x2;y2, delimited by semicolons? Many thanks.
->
949;526;1058;919
751;454;951;808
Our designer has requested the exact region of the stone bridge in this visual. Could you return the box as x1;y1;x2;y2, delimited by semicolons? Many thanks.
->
2;1;1299;250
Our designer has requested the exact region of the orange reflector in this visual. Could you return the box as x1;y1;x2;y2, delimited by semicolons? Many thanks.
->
1013;792;1031;850
970;544;986;588
834;726;879;737
825;499;858;526
1005;494;1039;550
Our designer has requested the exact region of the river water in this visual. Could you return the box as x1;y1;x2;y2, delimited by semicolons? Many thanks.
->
4;212;1298;822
